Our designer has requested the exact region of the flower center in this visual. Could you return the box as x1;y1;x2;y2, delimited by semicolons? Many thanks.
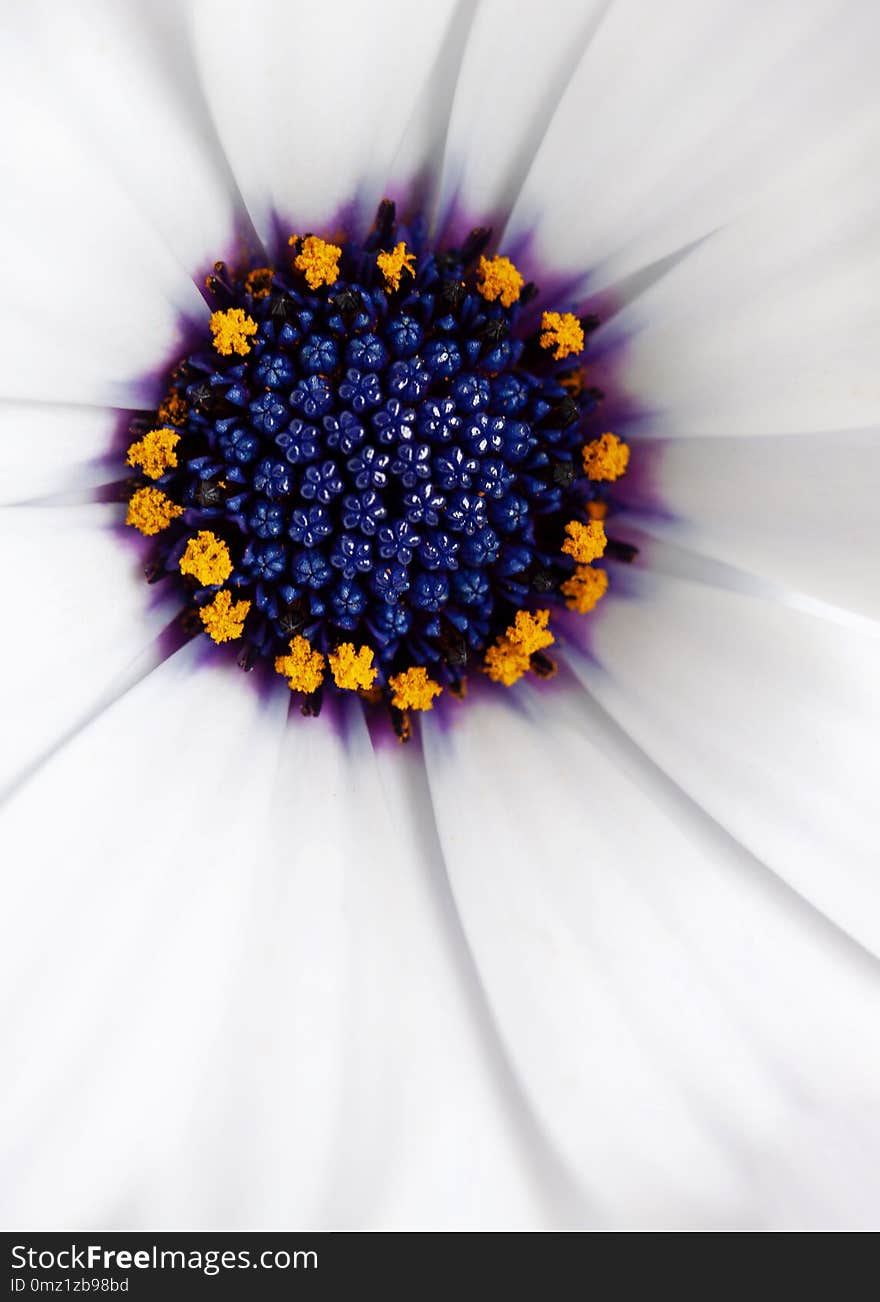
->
125;201;631;737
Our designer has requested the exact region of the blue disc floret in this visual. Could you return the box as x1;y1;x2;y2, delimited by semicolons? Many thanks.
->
124;201;633;732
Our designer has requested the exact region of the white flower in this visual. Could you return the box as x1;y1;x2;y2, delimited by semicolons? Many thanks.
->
1;0;879;1231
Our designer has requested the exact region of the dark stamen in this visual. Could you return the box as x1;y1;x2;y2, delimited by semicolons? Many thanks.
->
460;226;492;262
605;539;639;563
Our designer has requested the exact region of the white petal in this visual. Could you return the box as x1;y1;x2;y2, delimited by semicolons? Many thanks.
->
191;0;465;242
0;657;551;1228
497;2;880;452
622;431;880;620
172;713;552;1229
608;122;880;437
0;643;288;1228
0;505;177;796
506;0;878;288
10;0;240;272
566;565;880;954
422;683;880;1229
0;42;203;405
432;0;609;237
311;731;560;1229
0;405;117;504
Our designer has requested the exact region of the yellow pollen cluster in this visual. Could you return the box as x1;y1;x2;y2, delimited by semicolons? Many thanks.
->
540;311;585;360
561;565;608;614
199;590;251;643
559;369;584;398
293;235;341;289
483;642;530;686
561;519;607;564
328;643;378;691
586;500;608;521
178;531;233;586
484;609;554;686
476;254;524;308
377;242;416;292
507;609;555;656
125;486;183;536
274;636;326;694
389;667;442;712
582;432;630;482
126;427;180;480
210;307;258;356
157;390;188;426
244;267;274;299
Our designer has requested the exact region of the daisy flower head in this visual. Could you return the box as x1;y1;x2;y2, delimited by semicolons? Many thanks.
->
123;204;623;734
1;0;880;1234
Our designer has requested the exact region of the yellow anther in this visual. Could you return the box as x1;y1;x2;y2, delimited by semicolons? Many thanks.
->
199;589;251;643
561;565;608;614
559;368;585;398
476;254;524;308
178;531;233;586
506;608;555;656
274;635;326;694
244;267;274;299
157;390;188;427
389;666;442;712
294;235;342;289
125;486;183;536
483;608;554;686
561;519;607;564
126;427;180;480
540;311;585;360
586;500;608;521
582;432;630;482
328;643;378;691
210;307;258;356
377;242;416;292
484;641;531;687
243;268;274;300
